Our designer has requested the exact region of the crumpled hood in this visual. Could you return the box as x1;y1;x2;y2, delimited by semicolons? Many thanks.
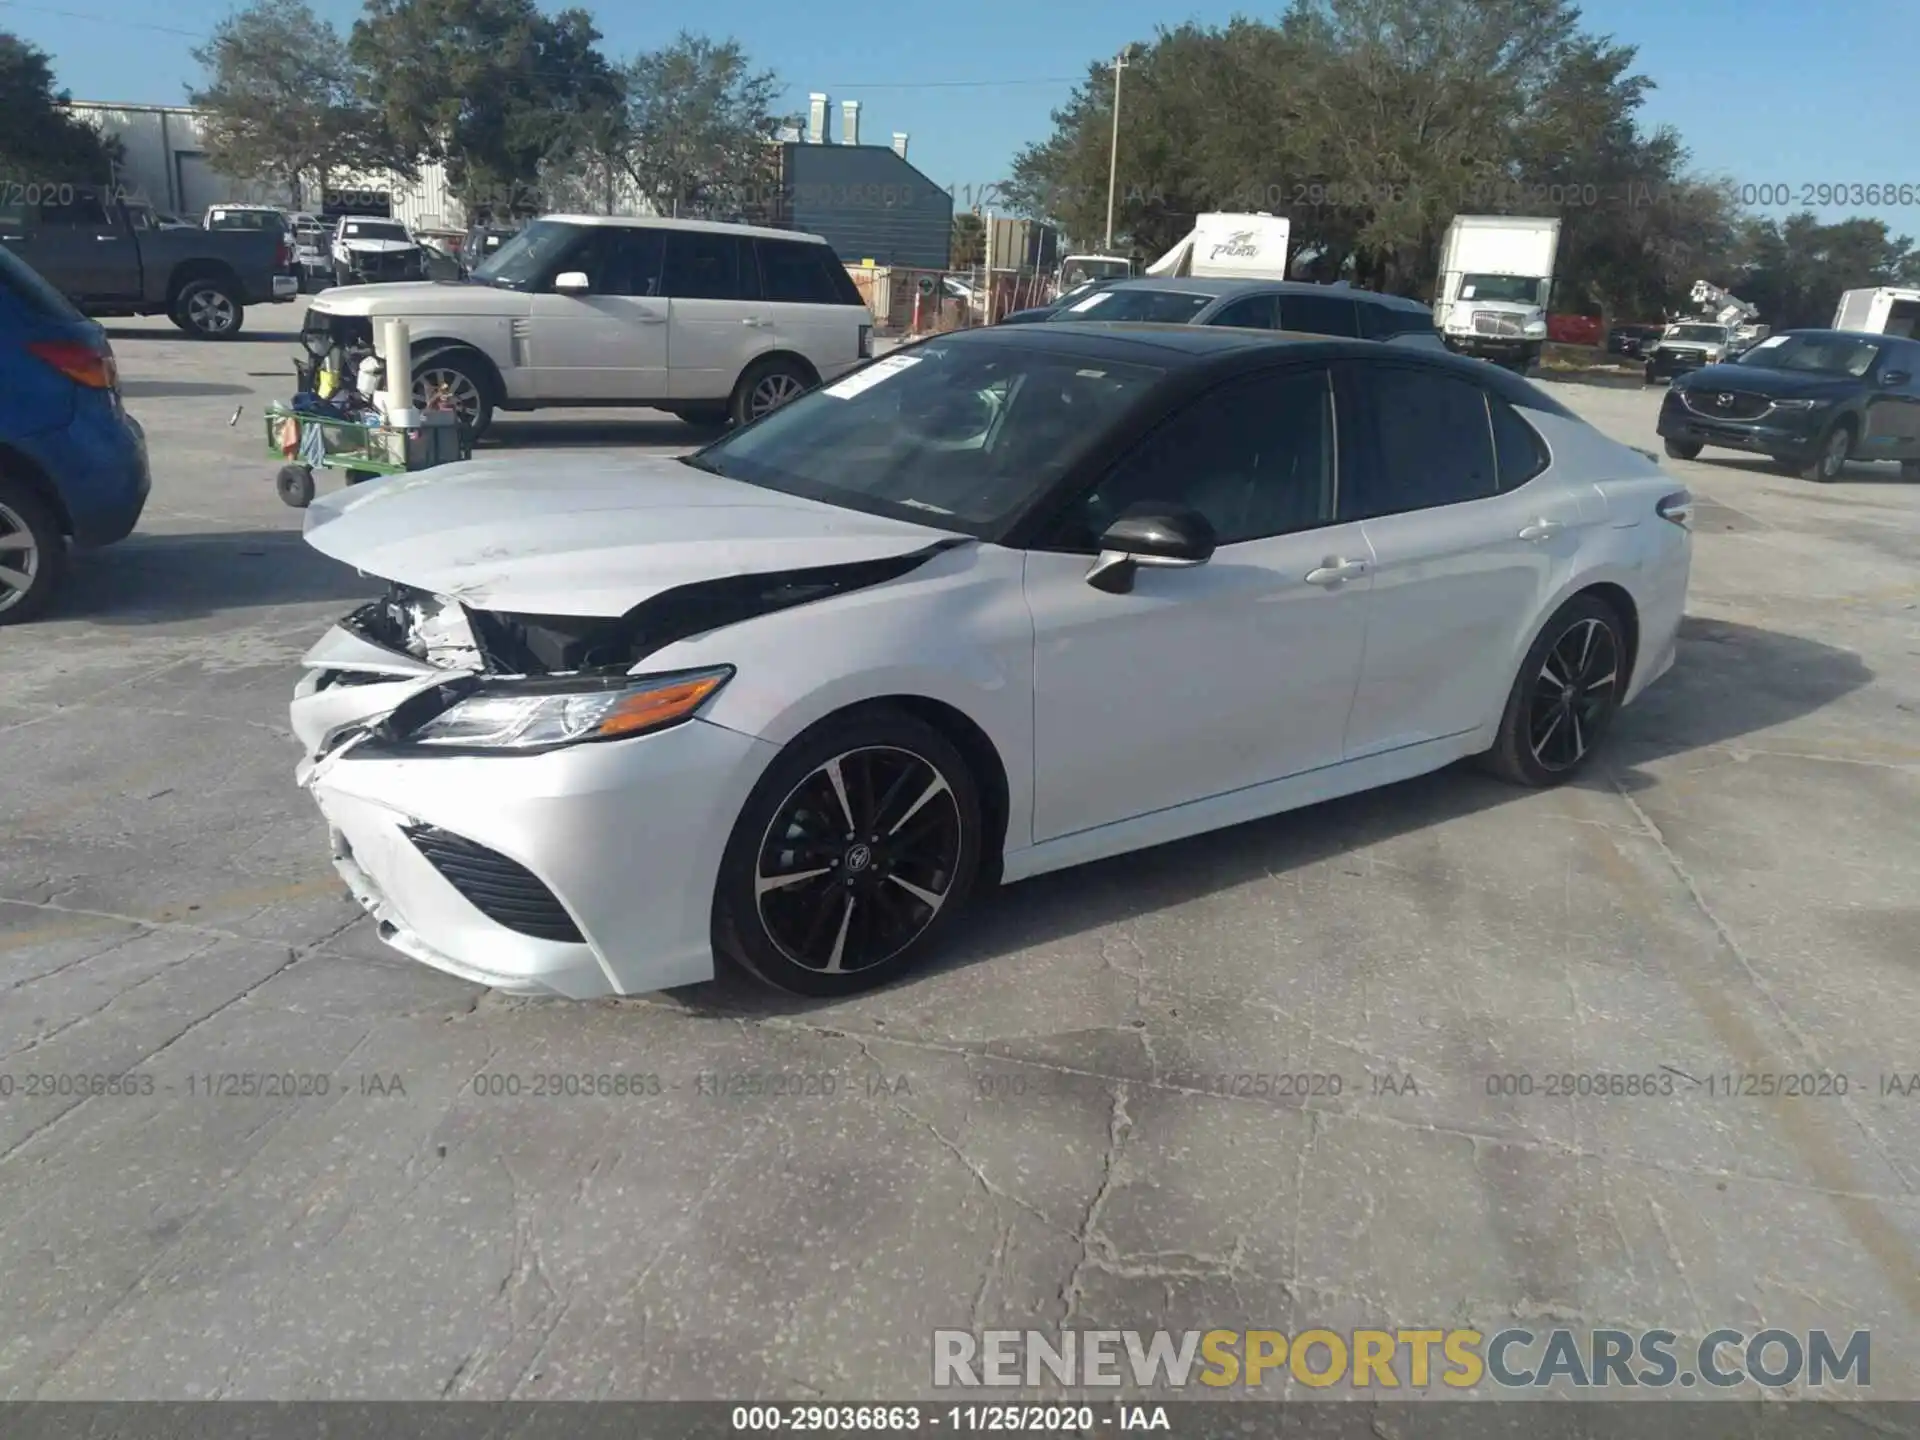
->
302;452;960;617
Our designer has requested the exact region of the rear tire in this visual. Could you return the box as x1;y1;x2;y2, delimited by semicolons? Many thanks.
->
1799;421;1853;482
0;478;67;627
728;356;815;428
1479;594;1629;788
1663;438;1702;460
713;707;983;996
171;278;244;339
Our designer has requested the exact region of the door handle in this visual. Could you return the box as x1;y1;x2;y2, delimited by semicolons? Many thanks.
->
1518;519;1563;541
637;313;668;324
740;317;773;327
1304;558;1369;587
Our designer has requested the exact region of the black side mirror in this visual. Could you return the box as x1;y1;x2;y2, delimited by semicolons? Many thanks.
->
1085;503;1217;594
1881;369;1911;387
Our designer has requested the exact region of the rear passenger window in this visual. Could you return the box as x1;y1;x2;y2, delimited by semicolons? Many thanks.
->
38;192;111;228
1490;397;1549;489
758;239;841;304
663;231;756;300
1280;293;1360;337
1209;294;1278;329
1350;366;1497;516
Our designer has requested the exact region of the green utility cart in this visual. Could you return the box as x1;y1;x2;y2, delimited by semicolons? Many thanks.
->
265;405;469;508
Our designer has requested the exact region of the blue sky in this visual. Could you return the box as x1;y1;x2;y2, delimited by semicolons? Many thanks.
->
7;0;1919;234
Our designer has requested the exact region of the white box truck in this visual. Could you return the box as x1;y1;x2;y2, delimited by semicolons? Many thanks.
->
1833;287;1920;337
1432;215;1561;371
1145;213;1292;280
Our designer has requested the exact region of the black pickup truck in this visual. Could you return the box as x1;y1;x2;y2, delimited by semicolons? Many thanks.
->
0;187;299;339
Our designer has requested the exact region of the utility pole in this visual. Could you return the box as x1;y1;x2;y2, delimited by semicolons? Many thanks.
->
1104;45;1132;253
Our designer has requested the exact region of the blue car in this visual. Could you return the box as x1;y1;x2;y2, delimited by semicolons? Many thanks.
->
0;243;149;624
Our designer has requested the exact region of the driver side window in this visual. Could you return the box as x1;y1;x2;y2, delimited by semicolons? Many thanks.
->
1043;367;1336;551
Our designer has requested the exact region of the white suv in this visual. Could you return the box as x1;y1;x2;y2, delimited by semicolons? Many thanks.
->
301;215;874;436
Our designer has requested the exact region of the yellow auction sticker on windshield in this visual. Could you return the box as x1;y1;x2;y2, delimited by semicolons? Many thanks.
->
824;353;922;399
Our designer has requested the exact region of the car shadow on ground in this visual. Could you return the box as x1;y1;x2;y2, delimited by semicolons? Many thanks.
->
668;616;1873;1017
481;417;714;449
1688;453;1915;486
53;527;371;625
120;380;252;399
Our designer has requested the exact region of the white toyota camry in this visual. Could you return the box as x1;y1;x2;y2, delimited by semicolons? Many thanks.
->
291;323;1692;998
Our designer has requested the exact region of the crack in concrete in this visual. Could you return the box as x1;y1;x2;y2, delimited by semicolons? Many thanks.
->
1058;1082;1131;1327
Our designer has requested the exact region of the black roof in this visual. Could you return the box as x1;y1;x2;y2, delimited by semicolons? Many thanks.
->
924;322;1577;417
1092;276;1435;315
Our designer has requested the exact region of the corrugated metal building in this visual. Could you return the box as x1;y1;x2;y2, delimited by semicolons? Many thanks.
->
63;101;465;229
772;97;953;269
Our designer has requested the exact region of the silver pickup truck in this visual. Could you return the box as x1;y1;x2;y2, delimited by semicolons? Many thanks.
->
0;186;299;338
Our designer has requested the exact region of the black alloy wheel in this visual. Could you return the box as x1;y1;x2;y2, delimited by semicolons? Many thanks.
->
1481;595;1627;787
716;711;982;995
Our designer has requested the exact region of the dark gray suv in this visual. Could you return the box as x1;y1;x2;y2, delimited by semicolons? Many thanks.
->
1027;277;1445;348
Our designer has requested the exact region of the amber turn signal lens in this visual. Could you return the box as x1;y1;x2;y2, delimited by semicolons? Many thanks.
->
595;672;731;737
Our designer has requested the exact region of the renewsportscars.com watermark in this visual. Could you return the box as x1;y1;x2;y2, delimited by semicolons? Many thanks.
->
933;1328;1870;1392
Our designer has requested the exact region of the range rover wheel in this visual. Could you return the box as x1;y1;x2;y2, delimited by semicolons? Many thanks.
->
1799;421;1853;483
171;278;244;339
1480;594;1627;788
411;352;494;440
729;356;814;427
0;479;66;627
715;708;983;996
1663;438;1702;460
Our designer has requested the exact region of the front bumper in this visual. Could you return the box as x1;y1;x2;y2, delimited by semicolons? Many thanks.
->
1645;350;1721;379
291;631;779;998
1656;392;1823;456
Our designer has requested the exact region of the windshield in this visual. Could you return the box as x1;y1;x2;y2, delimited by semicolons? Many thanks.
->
1460;273;1545;306
208;209;284;231
471;219;582;289
1737;333;1883;376
684;339;1165;537
341;220;408;242
1665;323;1728;344
1062;257;1132;285
1055;287;1212;324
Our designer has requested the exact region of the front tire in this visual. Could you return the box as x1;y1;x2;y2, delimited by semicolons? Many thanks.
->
411;351;494;440
714;708;983;996
1663;438;1702;460
0;479;67;627
1799;421;1852;482
1480;594;1628;787
171;278;244;339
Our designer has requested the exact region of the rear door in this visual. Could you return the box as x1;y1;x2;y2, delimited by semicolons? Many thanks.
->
10;191;136;301
1339;360;1598;757
1202;292;1279;330
663;230;774;402
757;237;865;383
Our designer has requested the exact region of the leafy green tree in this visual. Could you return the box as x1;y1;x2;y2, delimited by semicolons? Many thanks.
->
618;34;785;219
351;0;621;218
189;0;397;209
1734;214;1920;328
0;33;121;188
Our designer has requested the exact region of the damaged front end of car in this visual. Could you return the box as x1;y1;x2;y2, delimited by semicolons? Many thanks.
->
293;538;971;771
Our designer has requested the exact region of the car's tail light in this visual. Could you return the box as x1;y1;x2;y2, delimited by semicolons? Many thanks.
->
28;339;117;390
858;323;873;359
1656;489;1693;529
